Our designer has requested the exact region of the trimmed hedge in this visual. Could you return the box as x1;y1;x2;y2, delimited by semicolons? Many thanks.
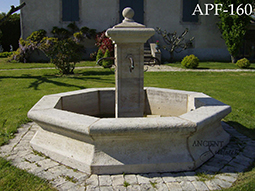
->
181;54;199;69
236;58;250;69
0;52;13;58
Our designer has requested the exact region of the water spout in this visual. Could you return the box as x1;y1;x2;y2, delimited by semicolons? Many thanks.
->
96;57;115;66
126;54;134;72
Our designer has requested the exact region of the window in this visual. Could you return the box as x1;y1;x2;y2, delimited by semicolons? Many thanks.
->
182;0;198;23
119;0;144;24
62;0;79;21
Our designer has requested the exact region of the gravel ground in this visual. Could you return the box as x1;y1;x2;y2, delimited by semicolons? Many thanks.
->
145;65;255;72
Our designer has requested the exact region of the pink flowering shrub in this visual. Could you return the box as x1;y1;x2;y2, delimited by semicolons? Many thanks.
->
95;32;113;55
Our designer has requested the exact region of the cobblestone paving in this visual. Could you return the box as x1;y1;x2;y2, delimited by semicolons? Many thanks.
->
0;122;255;191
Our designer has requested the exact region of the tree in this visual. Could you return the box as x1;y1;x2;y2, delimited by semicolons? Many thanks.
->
40;23;95;74
102;49;114;68
0;2;26;25
10;23;96;74
0;13;20;51
0;3;25;51
0;30;2;44
96;49;104;63
40;37;84;75
156;28;194;62
215;0;253;63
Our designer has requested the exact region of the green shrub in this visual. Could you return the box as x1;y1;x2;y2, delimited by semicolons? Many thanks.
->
96;49;104;65
9;38;35;63
67;22;79;33
102;49;114;68
0;52;13;58
26;29;47;43
80;27;97;39
51;26;71;40
73;31;84;43
9;24;96;72
90;51;97;61
95;32;113;55
40;37;83;74
181;54;199;69
236;58;250;69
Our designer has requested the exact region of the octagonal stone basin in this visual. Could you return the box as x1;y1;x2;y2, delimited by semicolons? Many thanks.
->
28;87;231;174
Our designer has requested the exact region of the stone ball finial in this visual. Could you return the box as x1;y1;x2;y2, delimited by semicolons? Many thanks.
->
122;7;134;22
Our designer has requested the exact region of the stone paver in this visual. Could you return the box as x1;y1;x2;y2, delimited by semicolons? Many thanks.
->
0;122;255;191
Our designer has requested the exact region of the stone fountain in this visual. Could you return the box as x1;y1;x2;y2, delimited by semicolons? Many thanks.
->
28;8;231;174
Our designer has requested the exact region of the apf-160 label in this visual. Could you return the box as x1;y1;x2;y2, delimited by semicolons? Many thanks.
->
192;4;253;16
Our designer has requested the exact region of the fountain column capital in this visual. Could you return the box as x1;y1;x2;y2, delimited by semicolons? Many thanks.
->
106;8;155;44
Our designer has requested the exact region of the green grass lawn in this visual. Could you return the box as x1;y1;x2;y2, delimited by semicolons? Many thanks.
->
0;158;57;191
0;61;255;190
1;58;255;70
166;61;255;69
0;58;97;70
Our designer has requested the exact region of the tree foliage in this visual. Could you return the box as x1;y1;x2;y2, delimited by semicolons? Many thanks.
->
94;32;114;68
95;32;113;54
96;49;104;63
40;37;83;74
102;49;114;68
0;2;25;25
0;30;2;44
0;13;20;51
10;29;47;63
40;24;95;74
214;0;253;63
10;30;46;63
10;23;97;74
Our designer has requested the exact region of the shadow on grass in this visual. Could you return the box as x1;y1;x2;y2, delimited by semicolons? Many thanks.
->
0;72;115;90
197;67;210;70
78;70;115;76
27;75;86;90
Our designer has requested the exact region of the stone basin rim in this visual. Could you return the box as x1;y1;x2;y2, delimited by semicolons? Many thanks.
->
28;87;231;174
27;87;231;138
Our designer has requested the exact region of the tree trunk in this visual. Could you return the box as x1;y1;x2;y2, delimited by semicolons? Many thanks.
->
231;55;237;63
169;51;174;63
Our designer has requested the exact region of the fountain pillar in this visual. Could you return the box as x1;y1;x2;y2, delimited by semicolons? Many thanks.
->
106;7;155;117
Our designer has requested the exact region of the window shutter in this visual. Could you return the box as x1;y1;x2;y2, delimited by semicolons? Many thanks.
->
119;0;144;24
62;0;72;21
71;0;79;21
182;0;198;22
62;0;79;21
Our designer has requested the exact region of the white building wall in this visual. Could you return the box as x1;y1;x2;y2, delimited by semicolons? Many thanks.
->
20;0;119;38
144;0;230;61
20;0;230;61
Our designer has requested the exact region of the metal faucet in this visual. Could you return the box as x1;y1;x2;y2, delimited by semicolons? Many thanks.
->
127;54;134;72
96;57;115;66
